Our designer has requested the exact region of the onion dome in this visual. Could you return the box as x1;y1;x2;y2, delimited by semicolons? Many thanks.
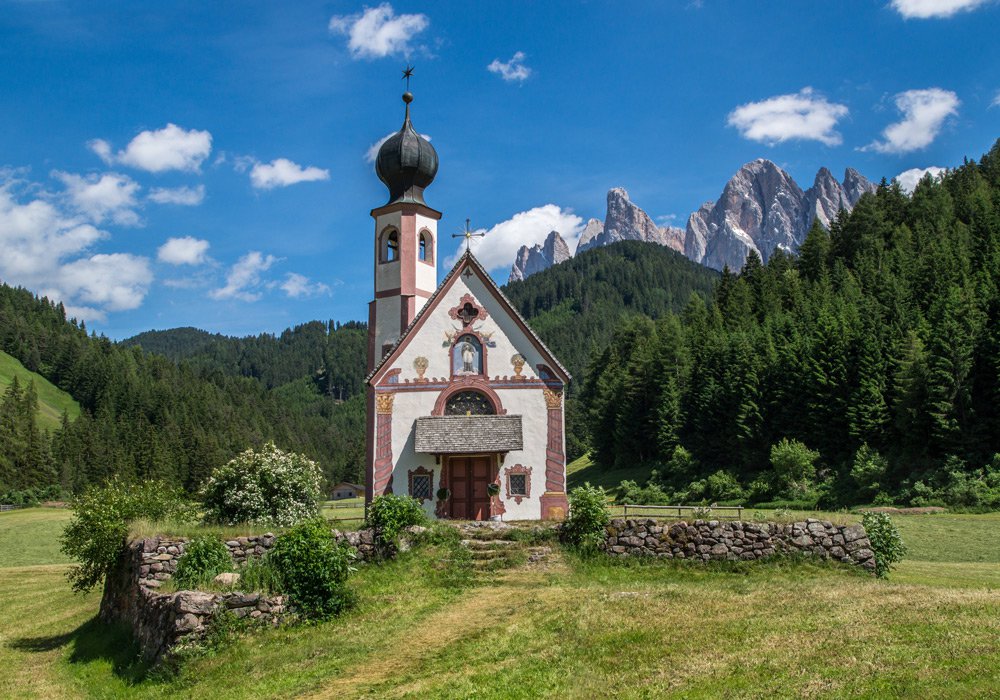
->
375;91;439;206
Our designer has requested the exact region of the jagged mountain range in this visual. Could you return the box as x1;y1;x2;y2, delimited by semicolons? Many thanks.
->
509;159;877;282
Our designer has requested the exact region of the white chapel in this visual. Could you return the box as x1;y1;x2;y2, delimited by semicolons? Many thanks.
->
364;87;571;521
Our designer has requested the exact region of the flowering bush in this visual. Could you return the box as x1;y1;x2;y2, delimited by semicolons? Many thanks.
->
201;442;322;526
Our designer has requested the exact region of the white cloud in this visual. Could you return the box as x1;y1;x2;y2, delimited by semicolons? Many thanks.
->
280;273;331;298
210;251;278;302
148;184;205;206
487;52;532;83
890;0;990;18
249;158;330;189
157;236;210;266
365;131;432;163
727;87;849;146
53;171;141;225
456;205;585;271
329;3;429;59
0;177;152;322
864;88;959;154
90;124;212;173
992;90;1000;108
895;166;947;193
56;254;152;314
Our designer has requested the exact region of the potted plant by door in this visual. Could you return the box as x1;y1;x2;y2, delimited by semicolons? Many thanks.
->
487;483;502;521
435;487;451;518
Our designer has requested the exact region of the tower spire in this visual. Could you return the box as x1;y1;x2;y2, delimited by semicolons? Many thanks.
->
402;64;415;121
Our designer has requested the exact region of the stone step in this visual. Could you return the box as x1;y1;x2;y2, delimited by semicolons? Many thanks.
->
460;539;518;550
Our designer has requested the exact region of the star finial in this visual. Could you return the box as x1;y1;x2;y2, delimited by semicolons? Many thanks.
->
452;217;485;254
402;64;415;91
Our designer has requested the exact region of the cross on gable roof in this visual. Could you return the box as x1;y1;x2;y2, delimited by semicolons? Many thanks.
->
366;249;572;386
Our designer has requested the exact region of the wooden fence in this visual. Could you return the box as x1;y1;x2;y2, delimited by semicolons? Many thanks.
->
613;504;744;520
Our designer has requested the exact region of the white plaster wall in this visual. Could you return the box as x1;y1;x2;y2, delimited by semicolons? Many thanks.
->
374;296;401;355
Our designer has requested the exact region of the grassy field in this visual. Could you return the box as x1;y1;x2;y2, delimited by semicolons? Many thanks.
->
1;507;998;698
0;350;81;432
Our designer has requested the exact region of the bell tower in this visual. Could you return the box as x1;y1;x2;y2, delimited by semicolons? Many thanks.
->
367;85;442;371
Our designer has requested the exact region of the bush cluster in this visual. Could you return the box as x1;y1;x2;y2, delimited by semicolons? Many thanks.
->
173;536;233;589
0;485;62;506
269;519;356;620
861;511;906;579
904;455;1000;510
562;483;610;553
366;493;426;551
60;477;194;592
201;442;322;527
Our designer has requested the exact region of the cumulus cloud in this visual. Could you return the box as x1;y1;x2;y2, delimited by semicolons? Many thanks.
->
0;177;152;322
249;158;330;189
280;273;331;298
487;52;532;83
89;123;212;173
329;3;429;59
210;251;278;302
53;171;141;225
864;88;959;154
148;185;205;206
727;88;849;146
157;236;210;266
890;0;990;18
895;166;947;193
454;205;585;272
365;131;432;163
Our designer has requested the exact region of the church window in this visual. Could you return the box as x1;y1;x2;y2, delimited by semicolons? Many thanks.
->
452;334;483;375
445;390;495;416
419;231;432;262
509;474;527;496
382;229;399;262
409;471;432;502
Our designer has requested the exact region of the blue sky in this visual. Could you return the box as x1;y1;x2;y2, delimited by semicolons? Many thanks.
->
1;0;998;339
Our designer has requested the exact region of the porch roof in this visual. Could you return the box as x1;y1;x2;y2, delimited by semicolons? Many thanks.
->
414;414;523;454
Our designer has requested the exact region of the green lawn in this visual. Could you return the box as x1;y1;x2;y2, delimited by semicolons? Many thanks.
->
566;453;651;496
0;350;80;432
1;506;998;698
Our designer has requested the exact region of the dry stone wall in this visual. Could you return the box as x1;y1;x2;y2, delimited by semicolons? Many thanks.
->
102;527;380;662
603;518;877;572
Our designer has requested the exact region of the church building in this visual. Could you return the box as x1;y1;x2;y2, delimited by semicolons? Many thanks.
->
364;88;570;521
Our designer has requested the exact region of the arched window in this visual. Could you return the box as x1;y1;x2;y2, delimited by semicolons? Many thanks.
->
452;334;483;375
381;229;399;263
418;231;432;262
445;390;496;416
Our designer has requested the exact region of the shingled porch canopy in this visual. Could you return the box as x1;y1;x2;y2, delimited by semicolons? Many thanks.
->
414;415;524;454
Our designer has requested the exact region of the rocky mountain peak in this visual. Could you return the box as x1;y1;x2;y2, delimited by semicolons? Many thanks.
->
577;188;683;255
508;230;571;283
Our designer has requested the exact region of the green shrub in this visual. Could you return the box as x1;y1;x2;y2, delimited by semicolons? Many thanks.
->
851;444;888;501
366;493;426;550
770;438;821;499
563;483;610;553
862;511;906;579
60;477;194;593
173;536;232;590
705;470;746;502
238;555;283;594
201;442;322;527
617;479;671;505
270;519;356;620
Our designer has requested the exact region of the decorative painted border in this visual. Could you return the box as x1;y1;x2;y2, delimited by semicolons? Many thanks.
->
431;378;507;416
448;293;489;327
504;464;532;504
408;465;434;503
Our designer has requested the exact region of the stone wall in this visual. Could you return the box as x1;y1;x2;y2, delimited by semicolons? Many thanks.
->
101;527;380;663
603;518;876;573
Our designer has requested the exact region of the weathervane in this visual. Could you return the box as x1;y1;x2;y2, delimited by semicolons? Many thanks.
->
453;218;485;256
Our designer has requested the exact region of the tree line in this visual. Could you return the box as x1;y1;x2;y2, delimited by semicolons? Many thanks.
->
578;140;1000;508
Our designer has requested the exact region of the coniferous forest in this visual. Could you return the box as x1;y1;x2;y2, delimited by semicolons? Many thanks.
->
2;140;1000;509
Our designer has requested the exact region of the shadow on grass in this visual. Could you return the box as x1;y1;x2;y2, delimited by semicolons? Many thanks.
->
9;616;155;684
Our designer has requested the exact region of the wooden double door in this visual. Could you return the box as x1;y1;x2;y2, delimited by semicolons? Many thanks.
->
447;455;493;521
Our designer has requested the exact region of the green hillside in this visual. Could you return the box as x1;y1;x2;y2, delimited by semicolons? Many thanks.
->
0;350;79;432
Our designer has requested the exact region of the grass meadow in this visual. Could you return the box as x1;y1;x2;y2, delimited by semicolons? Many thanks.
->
1;505;998;698
0;350;81;432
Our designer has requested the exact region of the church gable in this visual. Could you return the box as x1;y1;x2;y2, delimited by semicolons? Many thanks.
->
368;252;569;389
